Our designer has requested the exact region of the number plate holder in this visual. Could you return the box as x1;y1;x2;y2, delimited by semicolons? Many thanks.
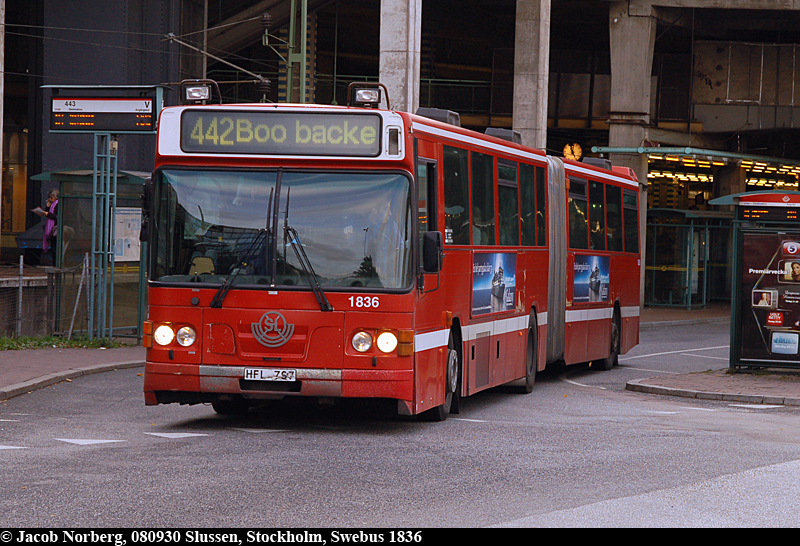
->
243;368;297;382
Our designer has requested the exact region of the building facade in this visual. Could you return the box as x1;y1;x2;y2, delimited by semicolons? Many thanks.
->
3;0;800;276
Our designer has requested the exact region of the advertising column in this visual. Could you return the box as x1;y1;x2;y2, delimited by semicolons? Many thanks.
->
740;233;800;363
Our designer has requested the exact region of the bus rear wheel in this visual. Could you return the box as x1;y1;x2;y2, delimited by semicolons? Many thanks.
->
597;308;620;371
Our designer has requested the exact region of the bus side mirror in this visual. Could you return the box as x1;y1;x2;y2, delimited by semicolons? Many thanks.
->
422;231;443;273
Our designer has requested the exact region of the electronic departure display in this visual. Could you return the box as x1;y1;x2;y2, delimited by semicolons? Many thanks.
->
739;206;800;222
180;110;383;156
51;98;156;133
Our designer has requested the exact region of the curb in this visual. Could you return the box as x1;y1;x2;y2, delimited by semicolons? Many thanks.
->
625;378;800;406
0;360;144;402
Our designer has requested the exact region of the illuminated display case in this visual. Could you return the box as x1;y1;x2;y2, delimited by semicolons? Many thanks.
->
711;191;800;370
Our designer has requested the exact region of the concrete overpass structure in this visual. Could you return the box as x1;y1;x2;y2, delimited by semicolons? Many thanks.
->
177;0;800;193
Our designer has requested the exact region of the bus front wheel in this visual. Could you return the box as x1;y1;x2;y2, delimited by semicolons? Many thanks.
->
421;334;460;421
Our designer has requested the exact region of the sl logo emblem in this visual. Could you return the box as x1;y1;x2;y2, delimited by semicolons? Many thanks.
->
251;311;294;347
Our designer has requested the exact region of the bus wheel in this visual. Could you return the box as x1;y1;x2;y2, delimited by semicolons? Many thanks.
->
212;398;251;415
598;308;620;371
518;320;538;394
421;334;459;421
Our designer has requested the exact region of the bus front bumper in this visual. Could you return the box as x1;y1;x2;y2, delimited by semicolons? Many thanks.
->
143;362;414;405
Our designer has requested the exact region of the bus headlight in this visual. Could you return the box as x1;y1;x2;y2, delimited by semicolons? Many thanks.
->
352;331;373;352
176;326;197;347
154;325;175;346
376;332;398;353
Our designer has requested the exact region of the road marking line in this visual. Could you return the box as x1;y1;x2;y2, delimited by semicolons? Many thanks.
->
620;345;729;361
144;433;209;438
560;375;607;389
686;353;729;361
677;406;717;412
623;366;683;375
729;404;783;409
55;439;126;445
229;428;287;433
0;445;27;450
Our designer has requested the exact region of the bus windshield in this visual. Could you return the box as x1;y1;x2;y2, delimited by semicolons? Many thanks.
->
151;169;413;290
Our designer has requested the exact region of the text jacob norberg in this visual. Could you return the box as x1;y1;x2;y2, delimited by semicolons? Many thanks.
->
16;531;126;546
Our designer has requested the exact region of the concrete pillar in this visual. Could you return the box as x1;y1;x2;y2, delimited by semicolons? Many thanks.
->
379;0;422;113
607;2;656;308
715;164;746;201
512;0;550;150
607;1;656;184
0;0;4;238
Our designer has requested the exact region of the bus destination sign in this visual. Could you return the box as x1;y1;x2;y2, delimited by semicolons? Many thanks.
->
51;97;156;133
180;110;383;157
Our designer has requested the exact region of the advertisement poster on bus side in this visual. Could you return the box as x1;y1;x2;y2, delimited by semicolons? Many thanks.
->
472;252;516;316
574;255;610;303
740;233;800;365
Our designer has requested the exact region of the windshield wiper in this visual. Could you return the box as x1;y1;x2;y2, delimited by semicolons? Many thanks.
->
285;226;333;312
283;188;333;312
210;188;273;308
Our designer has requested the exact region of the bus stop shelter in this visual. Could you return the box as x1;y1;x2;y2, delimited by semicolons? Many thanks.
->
645;208;733;309
30;169;148;340
710;190;800;371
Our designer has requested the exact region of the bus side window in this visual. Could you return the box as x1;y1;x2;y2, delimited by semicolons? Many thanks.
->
606;185;623;252
568;178;589;250
417;159;437;263
536;166;546;246
443;146;470;245
471;151;495;245
623;189;639;253
498;159;519;246
520;163;536;246
588;180;605;250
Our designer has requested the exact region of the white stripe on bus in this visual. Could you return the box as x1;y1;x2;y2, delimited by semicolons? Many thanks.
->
413;312;549;353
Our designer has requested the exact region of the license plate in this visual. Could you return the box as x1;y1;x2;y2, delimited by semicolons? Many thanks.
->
243;368;297;382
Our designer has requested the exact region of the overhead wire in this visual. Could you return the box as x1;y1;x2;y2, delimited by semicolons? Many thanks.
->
2;16;283;83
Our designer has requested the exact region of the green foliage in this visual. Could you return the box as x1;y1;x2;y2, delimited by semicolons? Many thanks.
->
0;335;122;351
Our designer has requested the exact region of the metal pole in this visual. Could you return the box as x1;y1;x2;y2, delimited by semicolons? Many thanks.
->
287;0;296;102
16;254;22;337
100;134;110;339
90;135;98;339
68;253;88;340
108;137;118;338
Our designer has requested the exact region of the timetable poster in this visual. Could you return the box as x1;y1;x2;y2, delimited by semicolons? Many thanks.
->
573;255;610;303
472;252;516;316
740;232;800;364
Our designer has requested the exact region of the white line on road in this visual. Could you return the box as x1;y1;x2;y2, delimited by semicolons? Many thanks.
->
622;366;683;374
144;433;209;439
560;375;607;389
55;439;126;445
619;345;729;361
494;458;800;527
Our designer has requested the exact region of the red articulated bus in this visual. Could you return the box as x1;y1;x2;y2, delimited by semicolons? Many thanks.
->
142;81;642;420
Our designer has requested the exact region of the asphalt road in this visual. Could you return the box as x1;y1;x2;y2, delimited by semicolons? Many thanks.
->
2;321;800;528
